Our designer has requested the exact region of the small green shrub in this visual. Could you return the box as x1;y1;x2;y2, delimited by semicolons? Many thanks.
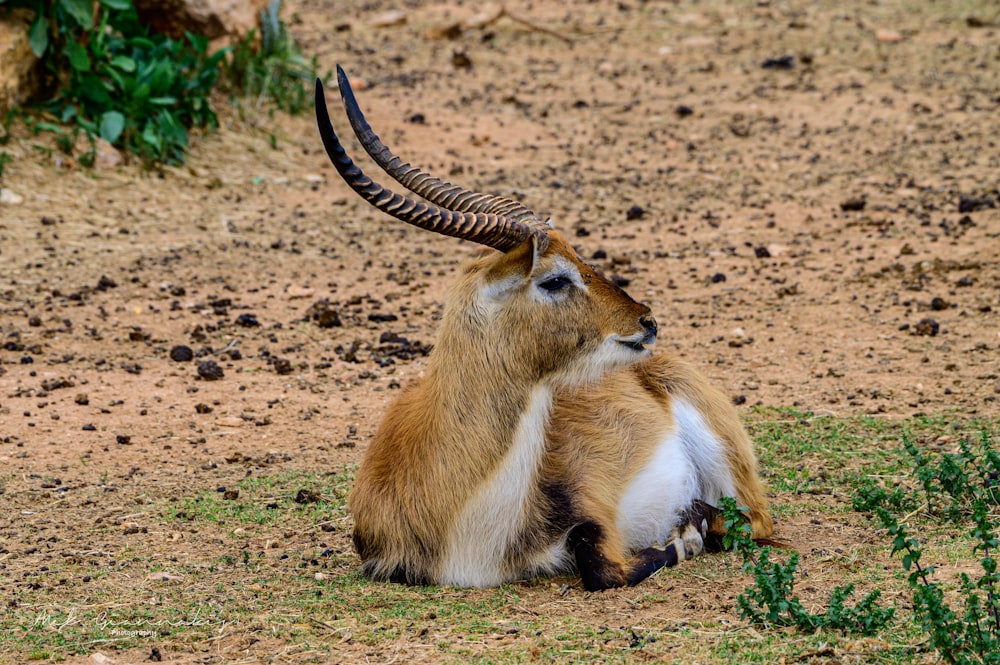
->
721;497;894;635
225;0;316;115
1;0;314;165
855;431;1000;665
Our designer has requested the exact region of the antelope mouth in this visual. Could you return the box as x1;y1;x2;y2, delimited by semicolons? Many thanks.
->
615;332;656;353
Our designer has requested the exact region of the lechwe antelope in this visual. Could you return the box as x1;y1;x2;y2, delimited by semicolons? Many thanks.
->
316;66;774;591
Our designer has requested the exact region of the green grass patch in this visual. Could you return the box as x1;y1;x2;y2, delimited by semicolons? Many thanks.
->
4;413;1000;662
165;466;354;528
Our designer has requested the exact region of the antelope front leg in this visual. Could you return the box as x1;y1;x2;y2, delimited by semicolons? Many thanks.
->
625;501;718;585
569;501;719;591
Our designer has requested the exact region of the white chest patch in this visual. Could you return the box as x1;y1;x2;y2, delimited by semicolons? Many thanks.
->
616;399;736;551
439;384;553;587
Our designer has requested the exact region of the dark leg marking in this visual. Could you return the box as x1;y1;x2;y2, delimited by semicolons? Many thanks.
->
567;521;626;591
626;500;719;586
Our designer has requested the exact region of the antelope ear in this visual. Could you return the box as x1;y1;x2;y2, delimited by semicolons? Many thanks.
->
514;232;550;280
529;232;550;273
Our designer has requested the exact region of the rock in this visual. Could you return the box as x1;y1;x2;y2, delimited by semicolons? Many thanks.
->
369;10;407;28
452;49;472;69
197;360;225;380
761;55;795;70
840;196;867;211
625;205;646;220
294;488;322;504
170;345;195;362
286;285;315;299
216;416;244;427
94;138;123;169
132;0;271;40
0;11;39;116
875;28;903;43
0;188;24;205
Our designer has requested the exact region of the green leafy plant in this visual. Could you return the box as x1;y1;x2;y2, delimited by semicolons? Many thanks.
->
855;431;1000;665
2;0;226;164
2;0;313;165
225;0;316;115
721;497;894;635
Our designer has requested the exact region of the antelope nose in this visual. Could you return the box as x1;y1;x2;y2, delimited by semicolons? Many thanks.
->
639;313;658;340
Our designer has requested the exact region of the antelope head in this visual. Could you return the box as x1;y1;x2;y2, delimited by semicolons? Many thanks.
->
315;67;657;385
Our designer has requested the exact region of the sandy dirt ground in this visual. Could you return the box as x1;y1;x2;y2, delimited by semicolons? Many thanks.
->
0;0;998;662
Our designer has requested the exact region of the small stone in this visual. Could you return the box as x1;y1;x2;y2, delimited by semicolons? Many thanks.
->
369;10;407;28
94;138;122;169
197;360;224;381
235;313;260;327
170;345;194;362
0;189;23;205
914;318;940;336
223;489;239;500
75;393;89;405
195;403;213;414
452;49;472;68
876;28;903;43
754;246;771;258
625;205;646;220
116;435;132;445
761;55;795;69
840;197;866;211
675;104;694;117
710;272;727;283
294;488;322;504
216;416;244;428
930;297;949;311
95;275;117;291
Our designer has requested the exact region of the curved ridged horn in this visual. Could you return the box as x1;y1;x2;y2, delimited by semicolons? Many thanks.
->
335;65;538;223
316;77;547;253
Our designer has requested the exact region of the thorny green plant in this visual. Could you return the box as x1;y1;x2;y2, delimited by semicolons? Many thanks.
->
854;431;1000;665
720;497;895;635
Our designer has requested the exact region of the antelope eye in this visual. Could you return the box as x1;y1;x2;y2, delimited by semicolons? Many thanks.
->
539;275;573;292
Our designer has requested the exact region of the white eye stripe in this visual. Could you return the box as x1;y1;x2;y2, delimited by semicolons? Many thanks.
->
536;258;586;292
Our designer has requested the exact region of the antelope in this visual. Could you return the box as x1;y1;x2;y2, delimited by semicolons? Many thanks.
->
316;66;774;590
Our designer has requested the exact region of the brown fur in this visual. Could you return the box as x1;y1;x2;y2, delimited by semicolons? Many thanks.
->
348;231;773;588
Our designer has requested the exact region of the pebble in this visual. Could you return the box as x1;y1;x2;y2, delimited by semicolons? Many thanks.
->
197;360;225;381
914;318;940;336
625;205;646;220
170;345;194;362
216;417;244;428
840;197;867;211
94;138;122;169
0;188;23;204
369;10;407;28
876;29;903;43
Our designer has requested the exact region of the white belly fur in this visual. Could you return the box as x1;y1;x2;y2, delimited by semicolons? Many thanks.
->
616;399;736;551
